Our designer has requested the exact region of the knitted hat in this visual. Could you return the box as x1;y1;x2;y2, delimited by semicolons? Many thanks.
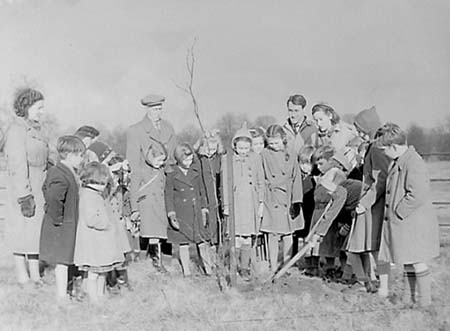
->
88;141;113;163
353;106;381;140
232;122;252;147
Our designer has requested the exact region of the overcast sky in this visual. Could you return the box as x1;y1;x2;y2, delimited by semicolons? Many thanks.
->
0;0;449;132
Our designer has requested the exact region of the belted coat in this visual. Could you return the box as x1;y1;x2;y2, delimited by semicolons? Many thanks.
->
379;147;440;265
3;117;49;254
126;115;177;238
260;147;304;235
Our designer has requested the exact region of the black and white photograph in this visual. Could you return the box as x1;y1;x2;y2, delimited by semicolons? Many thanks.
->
0;1;449;330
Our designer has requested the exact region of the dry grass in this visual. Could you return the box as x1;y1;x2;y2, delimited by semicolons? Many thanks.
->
0;162;449;331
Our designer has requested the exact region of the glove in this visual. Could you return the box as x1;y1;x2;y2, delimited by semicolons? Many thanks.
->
289;202;301;220
17;194;36;218
339;224;351;237
168;211;180;231
201;208;209;227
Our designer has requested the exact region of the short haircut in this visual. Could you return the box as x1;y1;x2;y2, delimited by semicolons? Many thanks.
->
13;88;44;118
266;124;288;145
375;123;407;147
233;136;252;147
299;145;315;164
174;142;194;164
312;145;335;163
287;94;307;109
74;126;100;139
311;103;340;125
80;161;111;186
57;135;86;160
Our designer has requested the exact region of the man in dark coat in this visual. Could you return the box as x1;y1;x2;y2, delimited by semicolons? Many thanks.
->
126;94;177;270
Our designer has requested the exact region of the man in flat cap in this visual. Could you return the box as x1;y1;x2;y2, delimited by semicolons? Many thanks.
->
126;94;177;272
282;94;317;155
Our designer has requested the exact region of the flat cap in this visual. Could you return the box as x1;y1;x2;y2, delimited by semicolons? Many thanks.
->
141;94;165;107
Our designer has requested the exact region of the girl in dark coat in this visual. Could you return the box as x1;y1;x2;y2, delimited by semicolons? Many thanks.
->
165;143;210;276
40;136;85;303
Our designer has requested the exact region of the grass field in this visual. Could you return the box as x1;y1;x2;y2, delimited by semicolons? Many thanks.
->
0;162;449;331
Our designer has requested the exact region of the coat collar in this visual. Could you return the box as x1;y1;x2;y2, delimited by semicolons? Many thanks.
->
393;146;416;170
173;165;198;186
56;162;78;186
283;116;312;135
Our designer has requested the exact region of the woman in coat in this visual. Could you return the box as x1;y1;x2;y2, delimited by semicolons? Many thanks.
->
260;125;304;271
376;124;439;306
3;88;49;285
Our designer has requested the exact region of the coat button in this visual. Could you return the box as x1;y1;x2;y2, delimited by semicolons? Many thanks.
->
384;216;388;221
181;189;185;191
183;199;187;202
190;188;194;191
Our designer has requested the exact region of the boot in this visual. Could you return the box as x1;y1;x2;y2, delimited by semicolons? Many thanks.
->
117;269;134;291
148;243;166;273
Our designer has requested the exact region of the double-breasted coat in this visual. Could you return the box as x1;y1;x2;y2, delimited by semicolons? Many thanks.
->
378;147;440;265
3;117;49;254
74;188;125;269
221;152;265;236
165;165;208;244
260;147;304;235
126;115;177;239
40;162;79;265
198;152;222;244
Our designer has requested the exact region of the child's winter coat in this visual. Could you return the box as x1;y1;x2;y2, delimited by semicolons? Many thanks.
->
198;152;222;244
74;187;124;268
221;151;265;236
40;162;79;265
165;164;208;244
260;147;304;235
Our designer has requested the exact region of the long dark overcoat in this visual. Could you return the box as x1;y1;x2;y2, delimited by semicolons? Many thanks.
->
379;147;440;264
198;152;222;244
39;162;79;265
165;165;208;244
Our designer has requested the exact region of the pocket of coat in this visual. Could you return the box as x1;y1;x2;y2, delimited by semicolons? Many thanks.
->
137;195;147;203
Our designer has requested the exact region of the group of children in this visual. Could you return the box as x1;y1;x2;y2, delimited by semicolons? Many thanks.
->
33;110;439;309
38;130;135;305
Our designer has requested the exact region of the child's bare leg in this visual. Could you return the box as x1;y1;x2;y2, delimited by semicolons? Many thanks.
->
55;264;68;300
87;271;99;303
27;254;41;282
198;243;213;275
412;262;431;307
13;254;29;284
240;237;252;273
97;273;106;300
179;244;191;276
282;235;293;264
268;234;280;271
373;252;390;297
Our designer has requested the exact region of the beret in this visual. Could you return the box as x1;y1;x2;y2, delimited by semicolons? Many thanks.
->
141;94;165;107
89;141;113;163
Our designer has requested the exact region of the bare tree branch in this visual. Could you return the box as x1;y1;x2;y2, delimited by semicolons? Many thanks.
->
174;38;205;134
